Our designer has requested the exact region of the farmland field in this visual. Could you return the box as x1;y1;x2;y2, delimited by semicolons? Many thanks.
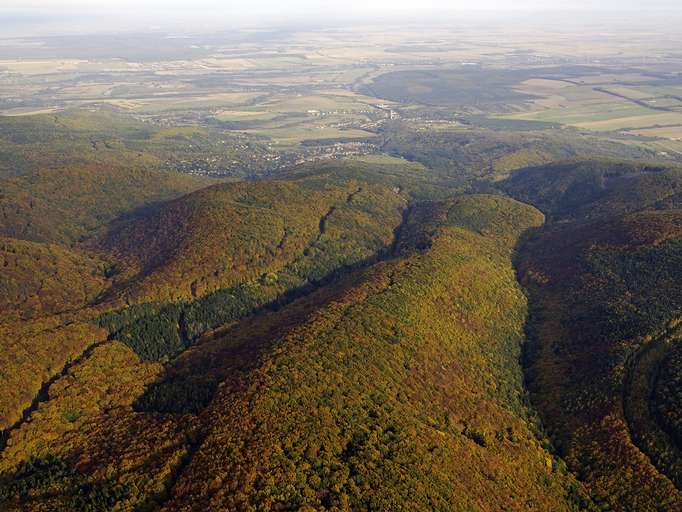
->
244;126;376;146
501;77;682;144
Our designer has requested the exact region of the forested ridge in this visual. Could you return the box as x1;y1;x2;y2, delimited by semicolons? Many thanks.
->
3;109;682;510
160;196;590;511
1;195;594;511
508;161;682;510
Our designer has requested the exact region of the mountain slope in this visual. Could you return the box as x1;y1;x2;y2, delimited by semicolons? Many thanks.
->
0;164;210;246
98;177;406;304
163;196;586;511
0;172;406;466
0;194;594;511
0;237;108;322
507;161;682;509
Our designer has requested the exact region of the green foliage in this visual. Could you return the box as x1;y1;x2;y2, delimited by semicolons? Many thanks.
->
133;378;217;414
624;329;682;490
98;303;184;362
0;236;107;321
183;283;272;340
0;109;278;181
463;425;488;447
502;160;681;221
0;164;209;245
3;172;594;511
380;124;659;180
0;455;72;501
283;155;473;206
95;177;406;360
585;239;682;342
98;178;405;303
0;455;131;511
8;108;672;511
96;232;388;361
363;68;536;107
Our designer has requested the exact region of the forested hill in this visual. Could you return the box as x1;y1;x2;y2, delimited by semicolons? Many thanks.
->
160;196;590;511
507;160;682;510
3;107;682;510
0;194;594;511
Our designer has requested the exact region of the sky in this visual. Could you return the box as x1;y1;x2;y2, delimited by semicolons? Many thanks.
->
3;0;681;13
2;0;680;37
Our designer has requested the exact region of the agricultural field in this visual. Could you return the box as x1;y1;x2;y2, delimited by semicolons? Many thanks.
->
2;21;682;158
500;76;682;154
211;91;392;146
631;126;682;139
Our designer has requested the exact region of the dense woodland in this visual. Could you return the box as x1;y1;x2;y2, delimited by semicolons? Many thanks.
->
1;109;682;510
509;162;682;509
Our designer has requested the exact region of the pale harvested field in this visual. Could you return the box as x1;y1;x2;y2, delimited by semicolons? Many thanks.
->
602;86;654;100
576;112;682;131
214;110;279;121
505;77;682;132
110;92;263;112
640;138;682;155
58;83;119;98
0;59;86;74
98;99;146;109
348;154;427;171
630;126;682;140
521;79;573;90
197;58;259;70
0;107;62;116
245;126;375;145
151;126;207;140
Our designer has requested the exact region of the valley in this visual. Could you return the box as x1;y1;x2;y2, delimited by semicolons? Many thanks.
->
2;10;682;511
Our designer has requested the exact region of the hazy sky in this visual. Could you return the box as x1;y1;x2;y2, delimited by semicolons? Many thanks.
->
2;0;681;38
4;0;681;13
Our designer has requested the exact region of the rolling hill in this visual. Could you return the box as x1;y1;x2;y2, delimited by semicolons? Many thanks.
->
97;177;406;304
507;160;682;510
3;105;682;511
0;195;593;511
0;237;108;322
0;170;408;478
0;164;210;246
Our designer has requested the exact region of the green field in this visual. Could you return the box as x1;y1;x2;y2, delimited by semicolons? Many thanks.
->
503;79;682;134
